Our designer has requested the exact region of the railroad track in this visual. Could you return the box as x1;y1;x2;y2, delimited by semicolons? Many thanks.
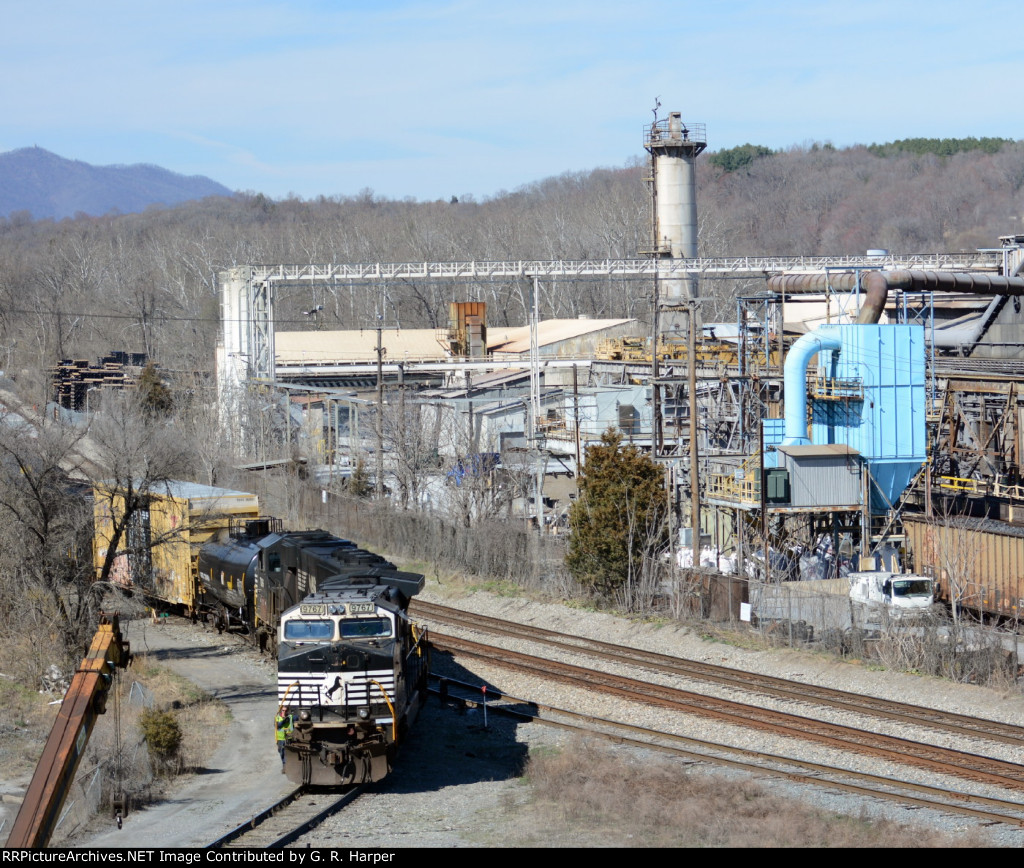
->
432;631;1024;791
207;786;362;848
434;677;1024;828
412;602;1024;793
412;599;1024;747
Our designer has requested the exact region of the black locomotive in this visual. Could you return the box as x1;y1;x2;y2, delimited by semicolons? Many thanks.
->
195;519;429;786
277;568;429;785
197;519;391;650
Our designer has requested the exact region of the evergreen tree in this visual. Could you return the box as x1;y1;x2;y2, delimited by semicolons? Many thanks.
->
867;136;1012;158
708;143;774;173
566;429;668;597
347;456;372;498
136;362;173;417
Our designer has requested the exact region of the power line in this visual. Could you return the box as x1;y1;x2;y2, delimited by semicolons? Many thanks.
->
0;308;398;328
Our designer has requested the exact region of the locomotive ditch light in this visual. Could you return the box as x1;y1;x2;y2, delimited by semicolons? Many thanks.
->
357;706;370;719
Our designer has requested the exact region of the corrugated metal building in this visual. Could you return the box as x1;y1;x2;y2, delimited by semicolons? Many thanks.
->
274;318;641;367
488;318;638;358
771;444;863;510
276;329;449;366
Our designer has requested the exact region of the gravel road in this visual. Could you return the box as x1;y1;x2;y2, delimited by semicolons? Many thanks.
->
71;617;293;848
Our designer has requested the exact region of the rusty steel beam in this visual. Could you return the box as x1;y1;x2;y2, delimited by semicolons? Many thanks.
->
946;378;1015;394
6;615;129;848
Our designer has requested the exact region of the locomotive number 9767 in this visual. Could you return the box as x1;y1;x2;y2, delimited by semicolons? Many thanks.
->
276;570;429;786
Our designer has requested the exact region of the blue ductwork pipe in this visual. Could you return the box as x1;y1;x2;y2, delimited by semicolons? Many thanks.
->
781;326;842;446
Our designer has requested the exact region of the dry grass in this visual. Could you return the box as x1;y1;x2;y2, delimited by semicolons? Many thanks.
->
0;675;62;780
509;738;986;848
84;654;229;780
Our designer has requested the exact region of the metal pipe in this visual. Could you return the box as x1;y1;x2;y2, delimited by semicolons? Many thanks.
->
767;270;1024;325
689;300;700;562
781;326;843;446
926;296;1002;348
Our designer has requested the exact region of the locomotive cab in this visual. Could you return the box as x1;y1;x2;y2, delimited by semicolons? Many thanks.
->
276;577;428;787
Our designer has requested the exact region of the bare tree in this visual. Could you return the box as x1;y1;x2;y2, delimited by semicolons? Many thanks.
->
0;411;97;667
88;391;196;588
615;485;670;614
920;503;981;627
380;391;440;510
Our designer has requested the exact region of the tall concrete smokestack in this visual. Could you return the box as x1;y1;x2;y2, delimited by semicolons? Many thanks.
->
645;112;706;334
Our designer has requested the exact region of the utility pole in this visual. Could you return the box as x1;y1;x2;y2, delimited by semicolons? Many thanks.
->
285;388;291;460
689;299;701;564
530;277;544;535
572;364;582;475
648;108;663;458
351;400;359;472
375;316;385;499
465;369;474;452
399;363;407;507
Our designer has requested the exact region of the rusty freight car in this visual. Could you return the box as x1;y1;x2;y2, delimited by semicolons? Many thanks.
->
903;513;1024;621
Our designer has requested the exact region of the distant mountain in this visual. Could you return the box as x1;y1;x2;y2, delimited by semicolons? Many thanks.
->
0;147;234;220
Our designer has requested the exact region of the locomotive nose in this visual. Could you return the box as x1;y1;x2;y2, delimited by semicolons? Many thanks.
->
336;649;365;668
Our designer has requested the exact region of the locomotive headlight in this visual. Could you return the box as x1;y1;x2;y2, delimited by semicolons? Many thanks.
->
357;706;370;719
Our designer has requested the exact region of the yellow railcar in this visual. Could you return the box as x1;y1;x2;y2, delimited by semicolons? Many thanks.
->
92;480;260;612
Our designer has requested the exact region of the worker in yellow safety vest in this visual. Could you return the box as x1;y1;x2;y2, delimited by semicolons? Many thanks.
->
275;712;294;765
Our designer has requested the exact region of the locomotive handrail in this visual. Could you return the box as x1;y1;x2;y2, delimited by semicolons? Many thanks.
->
278;681;300;715
410;622;427;655
370;679;397;742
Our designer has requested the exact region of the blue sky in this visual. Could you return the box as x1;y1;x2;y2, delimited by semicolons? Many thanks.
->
2;1;1020;201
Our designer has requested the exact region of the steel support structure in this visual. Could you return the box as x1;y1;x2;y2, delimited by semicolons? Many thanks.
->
218;252;1000;384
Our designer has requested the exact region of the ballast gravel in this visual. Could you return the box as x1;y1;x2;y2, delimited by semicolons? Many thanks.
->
301;583;1024;848
56;581;1024;849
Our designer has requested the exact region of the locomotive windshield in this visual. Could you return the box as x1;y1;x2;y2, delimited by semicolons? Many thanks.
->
284;619;334;640
339;618;391;638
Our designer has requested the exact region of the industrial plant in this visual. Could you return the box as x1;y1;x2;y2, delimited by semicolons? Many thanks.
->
213;111;1024;628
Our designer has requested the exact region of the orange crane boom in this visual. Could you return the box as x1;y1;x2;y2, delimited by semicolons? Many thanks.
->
6;614;129;848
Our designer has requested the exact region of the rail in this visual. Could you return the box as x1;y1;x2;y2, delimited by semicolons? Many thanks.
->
935;474;1024;501
706;455;763;506
645;118;707;149
937;475;986;494
429;675;1024;829
433;630;1024;790
207;786;361;849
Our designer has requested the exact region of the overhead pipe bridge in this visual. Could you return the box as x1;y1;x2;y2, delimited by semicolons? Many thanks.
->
219;252;1003;387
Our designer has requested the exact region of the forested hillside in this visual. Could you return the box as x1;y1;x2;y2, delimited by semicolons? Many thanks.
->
0;147;232;220
1;136;1022;684
1;138;1022;386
